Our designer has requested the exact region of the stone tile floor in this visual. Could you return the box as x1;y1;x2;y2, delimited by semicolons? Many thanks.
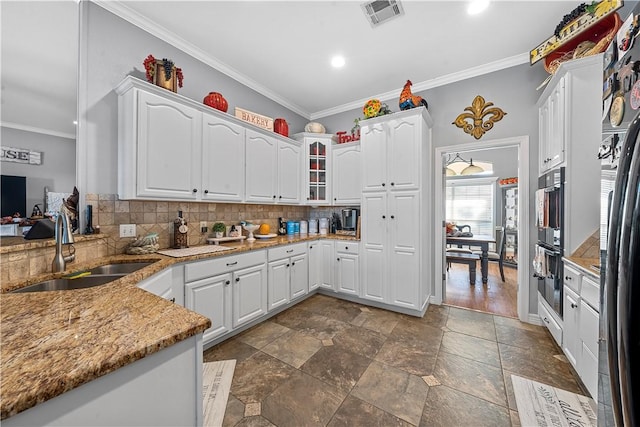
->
203;294;588;427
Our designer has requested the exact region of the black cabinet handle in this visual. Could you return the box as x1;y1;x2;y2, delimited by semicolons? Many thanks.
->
337;258;340;261
204;190;209;194
227;261;238;266
570;303;578;308
390;182;395;186
292;262;295;266
382;215;386;219
565;276;571;280
286;249;294;253
170;297;176;303
273;195;276;199
286;264;290;267
193;188;198;193
345;246;348;250
279;195;282;199
334;198;337;201
236;277;240;282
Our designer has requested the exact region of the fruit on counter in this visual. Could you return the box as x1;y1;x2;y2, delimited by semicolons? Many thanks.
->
259;224;270;235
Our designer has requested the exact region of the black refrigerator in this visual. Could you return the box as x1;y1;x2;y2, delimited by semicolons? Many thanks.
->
600;4;640;425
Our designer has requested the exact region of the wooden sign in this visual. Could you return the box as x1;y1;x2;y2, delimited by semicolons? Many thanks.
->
530;0;623;65
235;107;273;131
1;146;42;165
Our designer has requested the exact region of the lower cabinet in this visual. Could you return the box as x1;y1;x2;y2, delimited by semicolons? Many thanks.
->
184;250;267;345
562;285;581;367
136;266;184;305
335;242;359;295
267;242;308;311
310;239;335;291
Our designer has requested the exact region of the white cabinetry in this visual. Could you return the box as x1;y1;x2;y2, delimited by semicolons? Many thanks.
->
538;76;566;175
557;262;600;399
335;242;359;295
312;239;335;291
184;251;267;345
245;129;302;204
332;142;361;205
293;133;332;205
267;242;308;311
536;56;601;255
360;108;432;313
136;266;184;305
201;113;245;201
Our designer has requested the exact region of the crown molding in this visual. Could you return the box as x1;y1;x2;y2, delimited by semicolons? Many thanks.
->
92;0;311;120
310;53;529;120
1;122;76;140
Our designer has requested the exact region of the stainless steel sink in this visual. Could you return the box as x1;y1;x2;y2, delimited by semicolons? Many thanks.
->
12;261;155;293
12;275;124;293
87;261;154;275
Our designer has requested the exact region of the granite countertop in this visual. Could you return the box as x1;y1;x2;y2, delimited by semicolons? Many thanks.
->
564;256;601;279
0;233;357;419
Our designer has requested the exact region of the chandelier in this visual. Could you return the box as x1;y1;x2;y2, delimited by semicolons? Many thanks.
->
445;153;485;176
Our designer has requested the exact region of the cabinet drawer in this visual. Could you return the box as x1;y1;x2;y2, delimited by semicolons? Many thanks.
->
539;299;562;347
581;275;600;310
268;242;307;261
335;242;359;254
579;300;599;356
563;265;581;293
185;250;266;282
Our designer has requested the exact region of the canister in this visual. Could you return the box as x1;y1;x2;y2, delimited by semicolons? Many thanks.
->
308;219;318;234
319;218;329;235
287;221;295;235
300;220;308;235
293;221;300;234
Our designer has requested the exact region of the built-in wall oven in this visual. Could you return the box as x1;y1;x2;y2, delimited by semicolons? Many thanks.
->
534;167;565;318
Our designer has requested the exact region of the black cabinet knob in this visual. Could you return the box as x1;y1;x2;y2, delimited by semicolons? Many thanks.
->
382;215;386;219
390;182;395;186
170;297;176;303
273;195;276;199
225;280;230;285
337;258;340;261
292;262;295;266
193;189;197;193
391;215;395;219
382;183;386;187
236;277;240;282
204;190;209;194
279;195;282;199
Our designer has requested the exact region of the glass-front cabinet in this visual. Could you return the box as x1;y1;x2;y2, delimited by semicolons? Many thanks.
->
293;133;333;205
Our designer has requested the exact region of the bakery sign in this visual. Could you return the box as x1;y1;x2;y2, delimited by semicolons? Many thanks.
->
235;107;274;131
1;146;42;165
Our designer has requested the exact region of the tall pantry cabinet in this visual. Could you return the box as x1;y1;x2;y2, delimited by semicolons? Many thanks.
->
360;108;433;314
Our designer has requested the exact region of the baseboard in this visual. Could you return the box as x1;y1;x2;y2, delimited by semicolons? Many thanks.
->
528;313;543;326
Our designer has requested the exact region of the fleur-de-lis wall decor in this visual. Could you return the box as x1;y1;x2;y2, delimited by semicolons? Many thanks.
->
452;95;507;139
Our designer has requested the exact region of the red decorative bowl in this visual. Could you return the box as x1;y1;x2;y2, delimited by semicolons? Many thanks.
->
203;92;228;112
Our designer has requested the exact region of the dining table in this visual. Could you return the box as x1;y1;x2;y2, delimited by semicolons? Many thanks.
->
446;234;496;284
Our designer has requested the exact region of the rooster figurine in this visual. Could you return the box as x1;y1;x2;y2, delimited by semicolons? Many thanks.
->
399;80;428;111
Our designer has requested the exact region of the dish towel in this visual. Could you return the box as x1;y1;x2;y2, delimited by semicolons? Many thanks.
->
532;245;547;277
535;189;545;228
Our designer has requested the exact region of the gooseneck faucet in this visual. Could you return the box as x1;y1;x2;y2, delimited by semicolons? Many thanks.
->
52;208;75;272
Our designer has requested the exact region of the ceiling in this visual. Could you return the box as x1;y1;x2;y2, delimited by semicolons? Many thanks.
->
1;1;593;138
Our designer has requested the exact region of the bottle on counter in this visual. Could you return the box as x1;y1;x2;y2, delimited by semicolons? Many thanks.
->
173;210;188;248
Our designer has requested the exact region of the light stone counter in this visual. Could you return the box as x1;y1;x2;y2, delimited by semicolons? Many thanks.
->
0;233;356;419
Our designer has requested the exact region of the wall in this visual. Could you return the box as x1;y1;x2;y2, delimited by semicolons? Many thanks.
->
1;127;76;213
80;3;308;196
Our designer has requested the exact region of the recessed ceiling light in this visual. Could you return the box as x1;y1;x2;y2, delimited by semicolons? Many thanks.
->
331;55;345;68
467;0;489;15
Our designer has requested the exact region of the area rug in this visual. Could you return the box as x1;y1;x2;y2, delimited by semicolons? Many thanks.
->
511;375;596;427
203;359;236;427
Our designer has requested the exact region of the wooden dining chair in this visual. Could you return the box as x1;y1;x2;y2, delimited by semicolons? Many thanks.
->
474;226;506;281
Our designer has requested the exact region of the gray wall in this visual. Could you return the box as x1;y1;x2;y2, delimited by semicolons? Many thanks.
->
1;126;76;213
81;3;308;195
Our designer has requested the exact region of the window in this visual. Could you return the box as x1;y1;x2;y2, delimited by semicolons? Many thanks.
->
446;177;496;236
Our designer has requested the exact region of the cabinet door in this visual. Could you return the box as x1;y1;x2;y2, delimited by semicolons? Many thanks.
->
388;191;420;309
308;242;321;291
562;285;581;368
319;240;335;291
290;253;308;300
336;252;359;295
306;138;331;205
201;114;245;201
332;144;362;204
361;193;387;302
388;116;420;191
547;77;566;170
137;267;175;302
233;263;268;328
137;90;201;199
538;96;551;176
361;123;387;192
185;273;232;344
277;139;302;203
268;258;290;311
245;130;277;203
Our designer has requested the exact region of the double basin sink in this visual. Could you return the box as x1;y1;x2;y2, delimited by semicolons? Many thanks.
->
12;262;154;293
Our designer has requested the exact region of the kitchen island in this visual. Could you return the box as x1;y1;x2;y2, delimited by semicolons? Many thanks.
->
1;233;357;424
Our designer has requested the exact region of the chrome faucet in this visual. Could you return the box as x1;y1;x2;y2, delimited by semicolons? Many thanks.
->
52;208;75;272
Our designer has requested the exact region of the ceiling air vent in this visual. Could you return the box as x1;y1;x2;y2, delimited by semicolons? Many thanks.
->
361;0;404;28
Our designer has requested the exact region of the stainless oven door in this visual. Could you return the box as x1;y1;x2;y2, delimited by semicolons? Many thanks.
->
535;245;563;318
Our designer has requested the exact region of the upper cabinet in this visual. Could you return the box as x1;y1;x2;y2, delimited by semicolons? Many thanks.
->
362;114;421;192
332;142;361;205
115;76;301;204
293;133;332;205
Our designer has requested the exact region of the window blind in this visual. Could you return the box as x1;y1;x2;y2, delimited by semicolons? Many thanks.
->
446;180;495;236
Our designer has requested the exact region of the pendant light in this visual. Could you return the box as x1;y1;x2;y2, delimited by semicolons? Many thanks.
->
460;158;484;175
445;167;456;176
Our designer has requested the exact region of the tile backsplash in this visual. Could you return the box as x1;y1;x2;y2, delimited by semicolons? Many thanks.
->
86;194;311;255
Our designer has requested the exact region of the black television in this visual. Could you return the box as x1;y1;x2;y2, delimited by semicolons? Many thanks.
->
1;175;27;218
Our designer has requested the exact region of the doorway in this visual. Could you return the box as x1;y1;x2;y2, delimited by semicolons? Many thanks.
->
433;136;530;322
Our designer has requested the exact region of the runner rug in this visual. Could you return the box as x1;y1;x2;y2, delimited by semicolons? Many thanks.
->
511;374;597;427
203;359;236;427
